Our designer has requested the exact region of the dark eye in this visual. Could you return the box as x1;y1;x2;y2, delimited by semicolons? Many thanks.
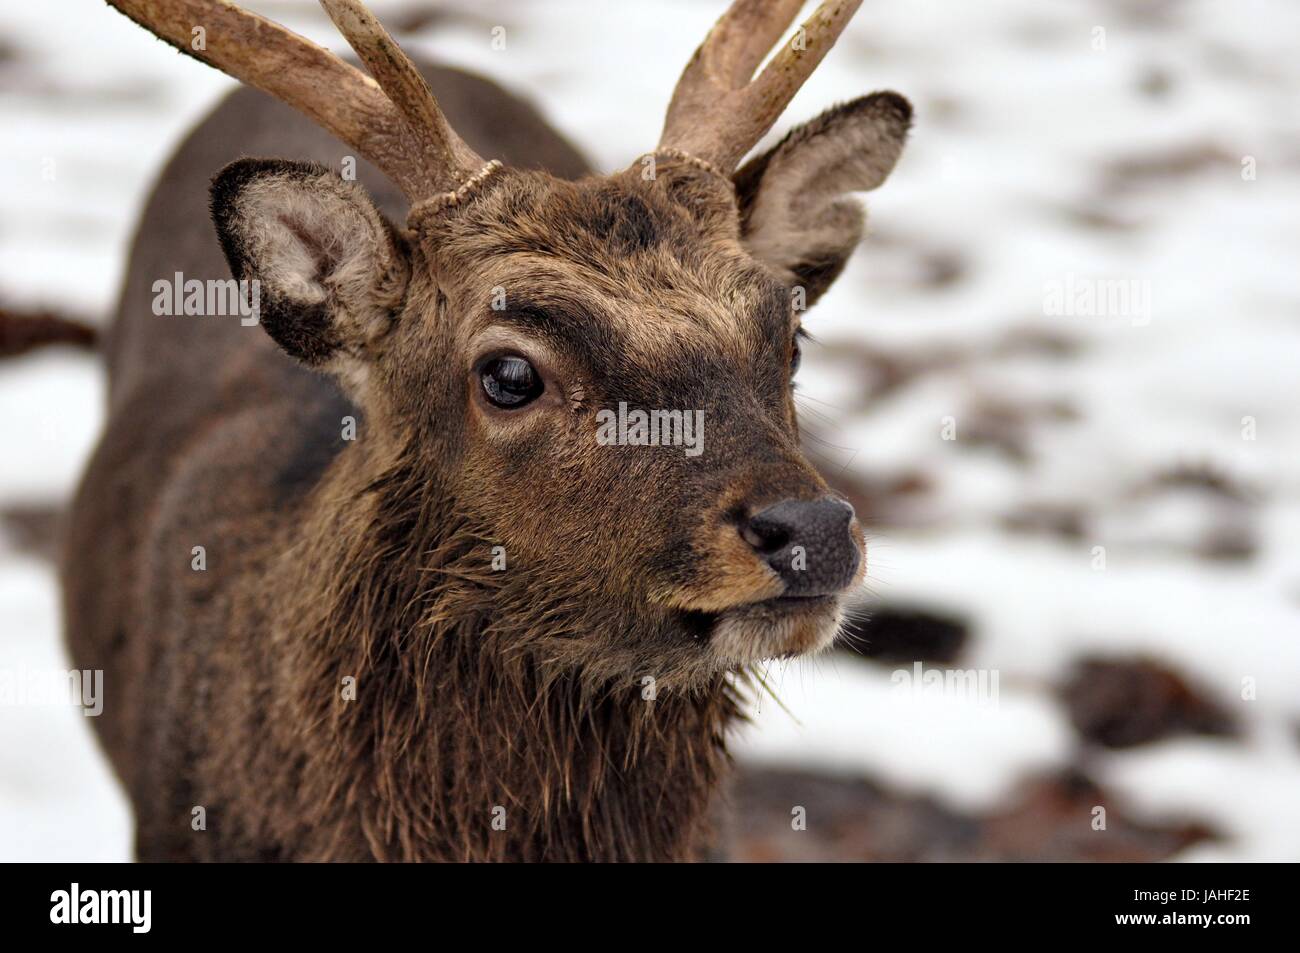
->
480;355;543;409
790;330;803;378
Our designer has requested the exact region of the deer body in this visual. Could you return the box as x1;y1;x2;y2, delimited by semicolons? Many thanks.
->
63;65;670;852
65;0;909;862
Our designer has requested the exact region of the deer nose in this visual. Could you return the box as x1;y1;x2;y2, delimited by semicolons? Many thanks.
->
740;497;861;597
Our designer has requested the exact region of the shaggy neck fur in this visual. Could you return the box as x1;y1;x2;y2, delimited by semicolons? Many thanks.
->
218;427;738;862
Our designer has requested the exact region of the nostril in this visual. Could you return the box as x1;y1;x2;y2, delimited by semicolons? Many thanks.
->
739;517;789;554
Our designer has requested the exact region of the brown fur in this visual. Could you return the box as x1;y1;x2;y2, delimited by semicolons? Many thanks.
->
62;52;908;861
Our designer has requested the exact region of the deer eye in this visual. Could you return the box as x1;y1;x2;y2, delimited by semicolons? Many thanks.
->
480;355;543;409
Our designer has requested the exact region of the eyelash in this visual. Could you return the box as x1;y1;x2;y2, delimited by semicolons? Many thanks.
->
792;326;810;376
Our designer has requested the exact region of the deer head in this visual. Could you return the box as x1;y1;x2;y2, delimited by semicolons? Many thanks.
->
112;0;910;688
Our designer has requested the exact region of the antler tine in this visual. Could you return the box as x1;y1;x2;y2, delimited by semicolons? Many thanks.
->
749;1;863;127
105;1;482;200
695;0;806;89
318;0;486;190
659;0;864;173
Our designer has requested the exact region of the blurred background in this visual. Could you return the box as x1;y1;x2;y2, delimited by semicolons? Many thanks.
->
2;0;1299;862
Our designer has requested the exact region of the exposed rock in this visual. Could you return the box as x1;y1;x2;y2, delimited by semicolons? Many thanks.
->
837;604;968;665
0;306;97;357
1097;463;1259;563
1001;503;1087;541
1103;142;1239;192
0;504;62;563
726;767;978;862
1137;66;1175;99
727;767;1217;862
976;770;1216;862
961;394;1079;464
1061;656;1238;749
816;325;1082;413
1147;462;1256;504
824;468;935;529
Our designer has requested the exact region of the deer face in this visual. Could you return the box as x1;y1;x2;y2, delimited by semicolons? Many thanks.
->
210;91;908;685
157;0;911;685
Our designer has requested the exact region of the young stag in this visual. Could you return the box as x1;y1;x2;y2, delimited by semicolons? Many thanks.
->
65;0;909;861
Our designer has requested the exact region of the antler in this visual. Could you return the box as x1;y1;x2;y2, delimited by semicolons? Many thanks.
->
659;0;864;172
105;0;488;200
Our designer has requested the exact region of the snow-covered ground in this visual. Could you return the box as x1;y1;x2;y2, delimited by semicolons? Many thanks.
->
2;1;1298;861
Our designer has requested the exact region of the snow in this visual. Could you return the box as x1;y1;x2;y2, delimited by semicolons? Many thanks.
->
736;656;1072;812
0;558;131;862
1;0;1297;861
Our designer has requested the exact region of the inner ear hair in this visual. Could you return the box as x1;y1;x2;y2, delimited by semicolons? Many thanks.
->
734;92;912;306
209;158;410;367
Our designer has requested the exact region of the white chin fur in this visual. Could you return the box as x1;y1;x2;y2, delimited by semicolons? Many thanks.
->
710;600;845;669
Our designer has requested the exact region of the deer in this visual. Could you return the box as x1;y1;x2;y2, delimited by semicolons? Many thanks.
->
62;0;910;861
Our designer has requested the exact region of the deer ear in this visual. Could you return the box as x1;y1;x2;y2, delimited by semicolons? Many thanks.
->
209;158;410;368
734;92;911;307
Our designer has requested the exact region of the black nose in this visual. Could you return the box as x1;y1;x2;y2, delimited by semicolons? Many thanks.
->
740;497;861;597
